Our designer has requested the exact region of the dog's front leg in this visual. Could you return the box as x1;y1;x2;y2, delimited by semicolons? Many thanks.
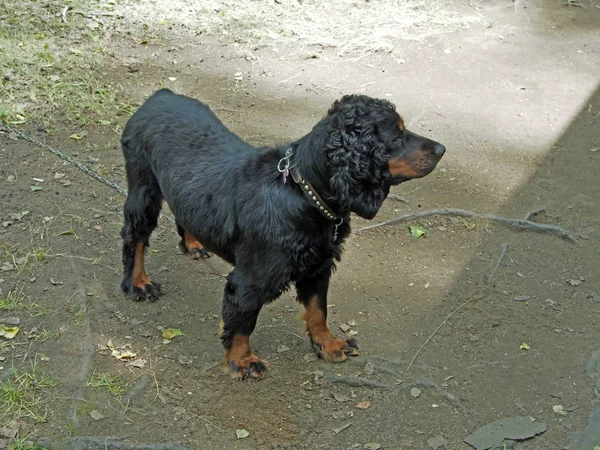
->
296;271;359;362
219;270;268;380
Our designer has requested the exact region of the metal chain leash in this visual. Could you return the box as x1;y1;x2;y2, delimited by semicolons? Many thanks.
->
0;121;175;224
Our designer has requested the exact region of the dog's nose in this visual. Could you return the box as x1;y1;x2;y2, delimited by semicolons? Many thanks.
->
433;143;446;158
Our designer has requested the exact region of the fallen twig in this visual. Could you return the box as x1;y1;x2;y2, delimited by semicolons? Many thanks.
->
324;375;394;389
348;357;403;378
357;208;578;243
409;379;473;415
487;242;508;282
523;208;546;221
61;6;68;22
407;294;484;371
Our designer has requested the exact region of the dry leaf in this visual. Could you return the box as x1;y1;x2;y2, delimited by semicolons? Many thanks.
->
163;328;185;340
520;342;530;350
89;410;104;420
127;358;147;368
111;349;137;360
0;325;20;339
553;405;567;416
356;401;371;409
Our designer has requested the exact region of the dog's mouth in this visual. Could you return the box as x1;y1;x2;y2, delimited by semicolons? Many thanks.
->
388;139;446;185
388;153;443;185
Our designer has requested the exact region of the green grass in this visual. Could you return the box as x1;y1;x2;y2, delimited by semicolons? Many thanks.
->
8;438;48;450
0;288;48;318
33;247;47;262
0;0;134;127
87;370;126;396
0;358;57;423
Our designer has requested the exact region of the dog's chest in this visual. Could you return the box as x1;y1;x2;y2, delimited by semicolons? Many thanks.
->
290;237;344;279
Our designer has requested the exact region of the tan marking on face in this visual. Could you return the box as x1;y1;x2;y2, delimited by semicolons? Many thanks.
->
397;117;405;131
388;160;420;178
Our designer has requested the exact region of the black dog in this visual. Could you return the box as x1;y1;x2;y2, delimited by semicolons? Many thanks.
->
120;88;445;379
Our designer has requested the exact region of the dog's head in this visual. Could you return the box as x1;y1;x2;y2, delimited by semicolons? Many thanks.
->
323;95;445;219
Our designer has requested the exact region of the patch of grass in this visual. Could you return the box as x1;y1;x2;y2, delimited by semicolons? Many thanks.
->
8;438;48;450
33;247;47;262
71;304;88;325
0;0;133;127
0;287;48;318
0;289;23;310
87;370;126;396
0;358;57;424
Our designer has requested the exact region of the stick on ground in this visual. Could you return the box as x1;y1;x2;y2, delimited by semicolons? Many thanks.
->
357;207;578;243
487;242;508;282
407;294;484;371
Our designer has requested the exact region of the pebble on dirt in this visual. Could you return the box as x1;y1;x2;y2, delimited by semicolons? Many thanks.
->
428;435;447;449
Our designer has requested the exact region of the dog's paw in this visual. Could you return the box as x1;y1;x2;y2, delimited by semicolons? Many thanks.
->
224;354;268;380
311;336;359;363
187;247;211;260
179;239;211;259
127;281;161;302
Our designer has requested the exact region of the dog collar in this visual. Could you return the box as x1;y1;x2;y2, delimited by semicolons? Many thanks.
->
289;166;341;222
278;148;340;222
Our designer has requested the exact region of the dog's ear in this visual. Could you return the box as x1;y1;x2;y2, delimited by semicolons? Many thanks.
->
325;97;391;220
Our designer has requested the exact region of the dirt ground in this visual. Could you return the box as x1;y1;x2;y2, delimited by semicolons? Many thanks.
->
1;1;599;449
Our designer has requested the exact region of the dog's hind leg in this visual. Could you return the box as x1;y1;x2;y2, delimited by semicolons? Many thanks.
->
120;152;163;301
176;222;211;259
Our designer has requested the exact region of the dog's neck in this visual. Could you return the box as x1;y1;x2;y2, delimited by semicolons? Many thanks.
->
286;137;348;222
286;132;347;219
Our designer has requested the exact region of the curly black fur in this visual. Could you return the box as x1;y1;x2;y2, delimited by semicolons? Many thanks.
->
120;89;444;374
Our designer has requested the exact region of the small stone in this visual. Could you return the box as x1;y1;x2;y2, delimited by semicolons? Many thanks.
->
567;279;583;287
513;295;531;302
14;257;27;266
0;317;20;325
428;435;447;449
364;444;381;450
469;334;480;342
411;387;422;398
7;175;15;181
277;345;290;353
89;410;104;420
364;362;375;375
339;323;351;333
333;393;351;402
303;353;318;363
235;428;249;439
347;330;358;337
